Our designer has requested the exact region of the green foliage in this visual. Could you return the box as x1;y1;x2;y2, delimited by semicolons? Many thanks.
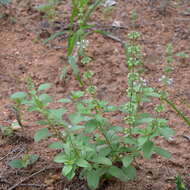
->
164;43;174;73
9;154;39;169
176;52;189;65
0;0;12;5
9;31;174;189
0;125;13;136
43;31;65;44
175;175;187;190
176;52;189;59
35;0;59;20
66;0;104;85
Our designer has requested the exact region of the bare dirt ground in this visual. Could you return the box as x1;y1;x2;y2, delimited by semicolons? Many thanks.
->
1;0;190;189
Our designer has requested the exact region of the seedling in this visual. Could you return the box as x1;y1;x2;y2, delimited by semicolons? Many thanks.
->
165;43;174;73
0;0;12;5
0;125;13;137
130;9;138;28
35;0;59;21
66;0;104;85
176;52;189;66
175;175;187;190
9;154;39;169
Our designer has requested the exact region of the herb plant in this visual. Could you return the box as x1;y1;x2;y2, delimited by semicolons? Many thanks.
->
10;31;174;189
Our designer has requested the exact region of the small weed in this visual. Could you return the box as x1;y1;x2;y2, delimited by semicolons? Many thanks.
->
176;52;189;66
0;125;14;137
165;43;174;73
130;9;139;28
0;0;11;5
9;154;39;169
175;175;187;190
65;0;104;85
35;0;59;21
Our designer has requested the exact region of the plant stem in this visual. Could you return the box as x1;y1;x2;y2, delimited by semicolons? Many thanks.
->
162;96;190;127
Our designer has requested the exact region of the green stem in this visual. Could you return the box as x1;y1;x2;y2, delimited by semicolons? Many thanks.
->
162;96;190;127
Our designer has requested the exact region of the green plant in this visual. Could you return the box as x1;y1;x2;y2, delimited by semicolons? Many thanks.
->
176;52;189;65
175;175;187;190
9;154;39;169
165;43;174;73
65;0;104;85
35;0;59;21
0;125;13;136
130;9;138;28
0;0;11;5
159;43;174;86
10;31;174;189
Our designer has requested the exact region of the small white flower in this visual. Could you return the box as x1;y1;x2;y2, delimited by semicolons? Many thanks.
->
104;0;117;7
158;75;166;82
76;39;89;49
112;20;121;27
140;77;148;86
68;125;72;128
158;75;173;85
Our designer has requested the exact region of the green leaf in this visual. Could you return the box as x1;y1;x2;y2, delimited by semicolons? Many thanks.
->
66;168;75;180
175;175;187;190
43;31;65;44
39;94;52;104
97;145;111;157
37;120;49;125
76;159;90;168
92;156;112;166
68;56;83;86
48;108;67;121
70;125;85;131
54;153;67;163
159;127;174;140
11;92;27;100
9;160;23;169
122;155;133;168
69;113;89;125
85;119;99;133
104;105;118;112
142;140;154;159
125;136;137;145
29;154;39;164
34;128;50;142
109;126;124;132
123;165;136;180
71;90;84;99
62;165;73;176
138;136;148;146
0;0;12;5
108;166;128;182
38;83;51;91
49;142;65;149
136;117;154;125
58;98;71;103
87;170;100;190
154;146;171;158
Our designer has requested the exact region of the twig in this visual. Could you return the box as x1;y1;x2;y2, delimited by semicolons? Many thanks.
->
182;135;190;142
103;33;126;45
0;146;25;161
19;183;47;188
8;166;52;190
